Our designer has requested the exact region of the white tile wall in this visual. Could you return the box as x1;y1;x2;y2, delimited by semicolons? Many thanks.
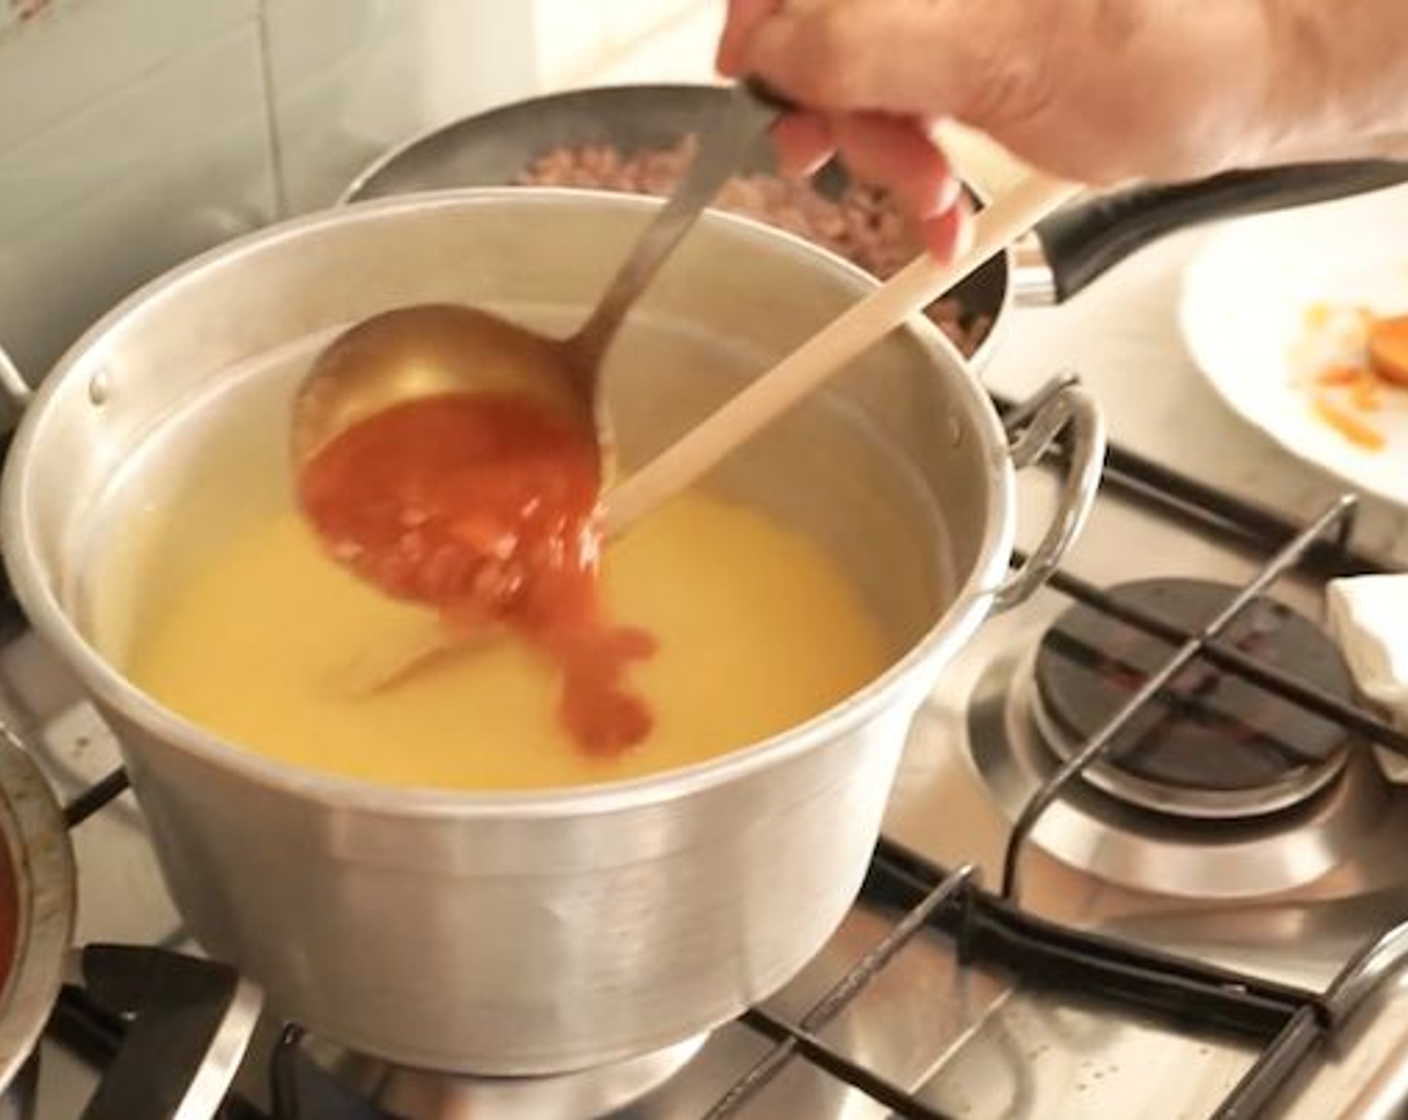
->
585;0;722;86
533;0;716;87
602;0;699;44
0;0;722;377
0;0;255;151
530;0;613;89
0;14;276;378
260;0;540;213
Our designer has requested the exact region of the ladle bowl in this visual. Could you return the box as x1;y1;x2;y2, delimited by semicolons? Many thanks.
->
291;82;782;504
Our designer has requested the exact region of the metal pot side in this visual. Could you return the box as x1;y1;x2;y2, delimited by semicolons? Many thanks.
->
0;190;1081;1073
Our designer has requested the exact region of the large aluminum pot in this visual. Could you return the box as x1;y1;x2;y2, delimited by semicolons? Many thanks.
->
0;189;1102;1074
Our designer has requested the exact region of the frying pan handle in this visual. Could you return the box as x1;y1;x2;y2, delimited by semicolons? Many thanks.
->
1029;159;1408;302
71;945;264;1120
993;374;1106;611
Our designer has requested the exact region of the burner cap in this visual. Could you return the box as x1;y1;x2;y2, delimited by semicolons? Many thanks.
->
1033;578;1354;818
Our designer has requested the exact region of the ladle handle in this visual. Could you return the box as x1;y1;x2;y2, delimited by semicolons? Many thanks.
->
567;81;782;372
602;171;1084;536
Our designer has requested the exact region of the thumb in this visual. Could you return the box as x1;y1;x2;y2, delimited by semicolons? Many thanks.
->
717;0;782;76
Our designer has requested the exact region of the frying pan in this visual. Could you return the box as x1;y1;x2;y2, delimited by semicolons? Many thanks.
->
342;84;1408;367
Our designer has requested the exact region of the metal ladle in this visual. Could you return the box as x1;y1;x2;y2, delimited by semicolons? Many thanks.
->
290;82;784;474
317;169;1083;697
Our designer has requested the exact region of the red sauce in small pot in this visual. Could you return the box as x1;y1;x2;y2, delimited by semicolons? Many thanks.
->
298;393;655;753
0;838;18;997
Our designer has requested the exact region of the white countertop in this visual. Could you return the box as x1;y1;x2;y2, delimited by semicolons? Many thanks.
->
980;226;1408;566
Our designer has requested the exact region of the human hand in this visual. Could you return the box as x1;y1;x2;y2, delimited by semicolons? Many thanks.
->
719;0;1284;257
719;0;971;260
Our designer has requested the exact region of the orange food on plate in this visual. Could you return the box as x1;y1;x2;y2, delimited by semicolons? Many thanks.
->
1295;303;1408;448
1350;372;1383;412
1314;364;1362;387
1311;392;1387;451
1368;314;1408;387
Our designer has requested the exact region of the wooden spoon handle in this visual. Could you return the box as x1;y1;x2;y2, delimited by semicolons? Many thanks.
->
602;172;1082;536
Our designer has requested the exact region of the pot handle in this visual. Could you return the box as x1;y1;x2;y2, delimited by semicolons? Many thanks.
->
66;945;264;1120
1025;159;1408;303
992;374;1106;611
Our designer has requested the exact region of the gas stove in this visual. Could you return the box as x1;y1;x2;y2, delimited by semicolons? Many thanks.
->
10;229;1408;1118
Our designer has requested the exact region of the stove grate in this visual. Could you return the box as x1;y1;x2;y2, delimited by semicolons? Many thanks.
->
704;865;976;1119
999;494;1367;898
61;767;129;828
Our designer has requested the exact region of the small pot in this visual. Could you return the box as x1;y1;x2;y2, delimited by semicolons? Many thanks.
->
0;189;1103;1074
0;712;73;1115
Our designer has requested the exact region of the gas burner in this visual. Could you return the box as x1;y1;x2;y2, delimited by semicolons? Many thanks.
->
279;1031;707;1119
1033;578;1354;819
964;633;1408;900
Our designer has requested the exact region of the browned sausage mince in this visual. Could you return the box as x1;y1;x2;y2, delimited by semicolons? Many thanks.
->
515;136;993;357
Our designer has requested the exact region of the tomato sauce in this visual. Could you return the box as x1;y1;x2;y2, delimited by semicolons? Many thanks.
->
298;393;655;753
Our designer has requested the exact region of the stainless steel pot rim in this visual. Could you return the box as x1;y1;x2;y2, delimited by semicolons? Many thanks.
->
2;188;1016;818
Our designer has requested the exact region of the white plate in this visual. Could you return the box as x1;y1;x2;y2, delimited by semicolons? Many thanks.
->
1179;183;1408;508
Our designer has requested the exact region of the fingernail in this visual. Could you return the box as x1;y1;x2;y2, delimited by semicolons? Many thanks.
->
775;135;832;178
905;175;963;222
772;112;835;178
950;201;975;259
937;173;963;214
920;202;972;263
953;222;974;261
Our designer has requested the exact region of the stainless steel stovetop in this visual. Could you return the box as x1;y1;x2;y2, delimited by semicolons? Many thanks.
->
10;226;1408;1119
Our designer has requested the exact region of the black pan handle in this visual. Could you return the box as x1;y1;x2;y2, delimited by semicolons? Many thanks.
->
1033;159;1408;302
66;945;264;1120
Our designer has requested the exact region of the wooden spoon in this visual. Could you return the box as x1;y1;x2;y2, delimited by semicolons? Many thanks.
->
329;171;1082;695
